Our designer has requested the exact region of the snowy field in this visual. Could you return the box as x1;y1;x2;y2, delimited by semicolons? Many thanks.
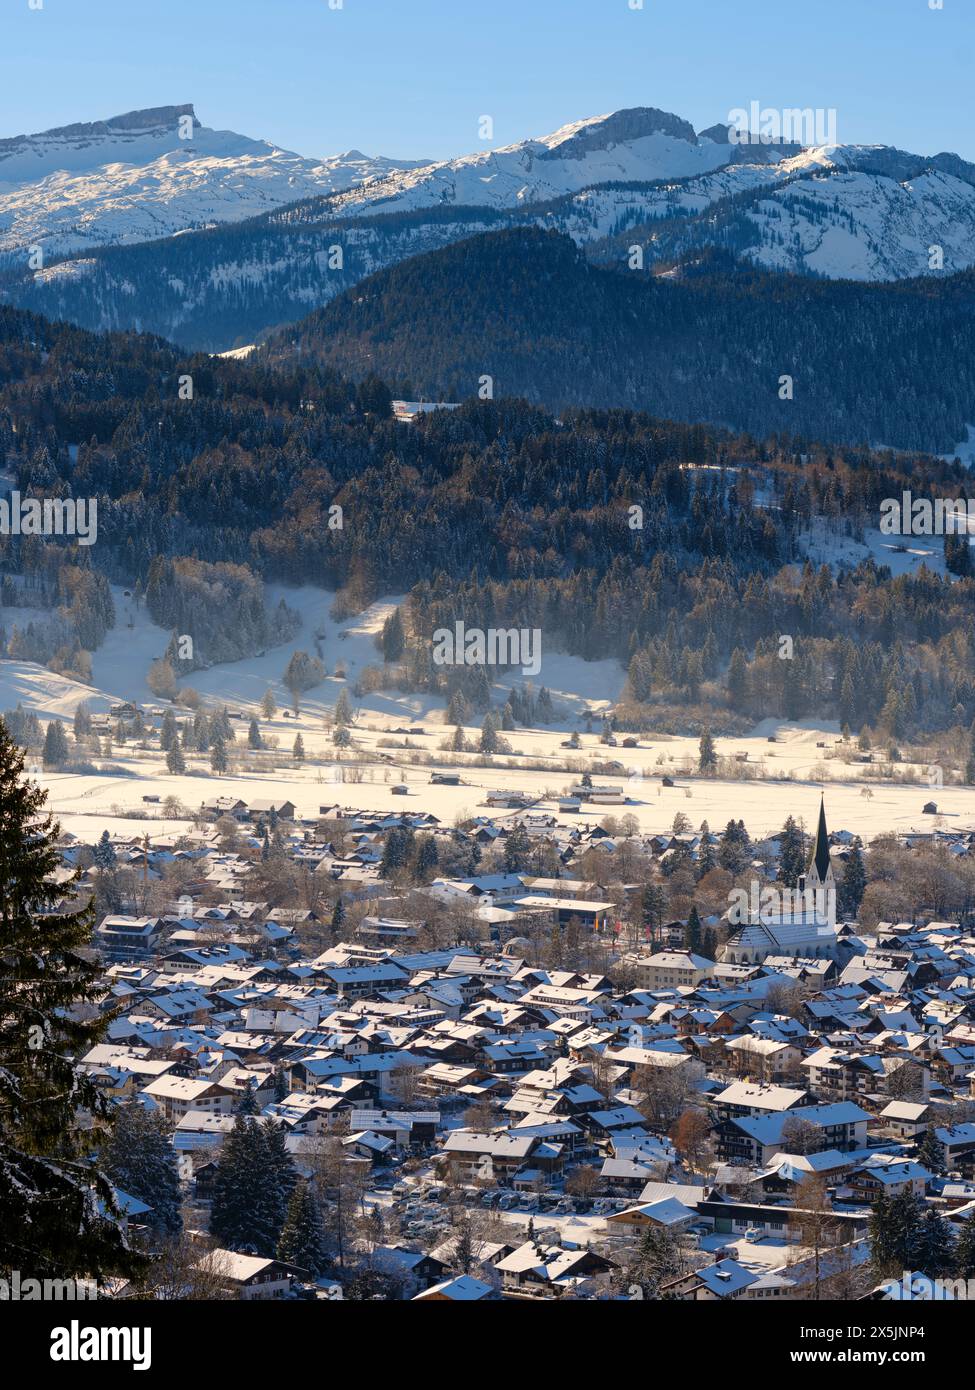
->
3;581;975;843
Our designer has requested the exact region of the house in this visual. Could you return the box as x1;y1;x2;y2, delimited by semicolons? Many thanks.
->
141;1075;234;1122
606;1197;696;1231
201;1250;305;1299
413;1275;498;1301
878;1100;931;1139
96;916;162;959
661;1257;759;1301
723;1035;804;1085
250;799;297;822
368;1246;449;1291
441;1130;549;1182
511;896;614;932
714;1101;871;1165
848;1161;929;1202
494;1241;614;1298
628;950;715;992
935;1124;975;1169
711;1081;810;1121
200;797;250;822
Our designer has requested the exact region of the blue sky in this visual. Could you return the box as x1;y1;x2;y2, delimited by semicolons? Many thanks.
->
2;0;972;161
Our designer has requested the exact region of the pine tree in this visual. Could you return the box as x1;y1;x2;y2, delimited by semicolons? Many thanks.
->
886;1188;925;1271
414;835;440;881
777;816;806;888
262;1119;297;1238
380;826;413;878
479;713;499;755
103;1103;182;1236
640;882;667;942
276;1180;325;1275
330;897;346;937
93;829;117;872
0;718;142;1280
838;838;866;918
727;648;748;710
503;823;531;873
380;607;406;663
293;734;305;762
236;1081;259;1116
697;823;717;878
43;719;69;768
683;906;703;954
210;737;228;774
915;1208;954;1277
73;702;92;739
248;719;263;750
915;1123;943;1175
160;708;178;752
955;1209;975;1277
634;1222;684;1297
446;690;469;726
260;689;277;720
166;743;186;775
335;688;353;726
210;1115;292;1257
868;1190;896;1277
698;728;717;774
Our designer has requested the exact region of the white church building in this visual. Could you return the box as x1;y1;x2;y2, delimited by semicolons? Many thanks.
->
720;798;839;966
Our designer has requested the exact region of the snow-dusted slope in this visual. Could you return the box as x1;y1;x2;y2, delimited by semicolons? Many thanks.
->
329;107;745;216
0;104;430;262
741;167;975;280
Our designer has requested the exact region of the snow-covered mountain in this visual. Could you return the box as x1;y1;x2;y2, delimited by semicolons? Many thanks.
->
2;100;975;349
0;104;430;263
327;106;788;216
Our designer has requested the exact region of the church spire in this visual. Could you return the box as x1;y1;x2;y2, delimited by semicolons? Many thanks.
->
808;795;832;884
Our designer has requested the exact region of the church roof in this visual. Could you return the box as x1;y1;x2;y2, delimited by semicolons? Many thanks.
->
810;797;831;881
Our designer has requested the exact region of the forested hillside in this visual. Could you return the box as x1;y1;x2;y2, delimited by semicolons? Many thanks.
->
2;303;975;739
263;228;975;452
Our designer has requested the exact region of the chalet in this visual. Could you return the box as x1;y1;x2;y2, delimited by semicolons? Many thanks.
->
495;1241;614;1299
200;796;250;822
96;915;162;959
628;950;715;991
441;1130;552;1182
141;1075;234;1123
250;799;297;821
202;1251;305;1299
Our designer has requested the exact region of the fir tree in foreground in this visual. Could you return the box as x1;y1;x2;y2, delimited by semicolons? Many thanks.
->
277;1179;326;1275
102;1102;183;1236
0;718;141;1281
209;1113;295;1256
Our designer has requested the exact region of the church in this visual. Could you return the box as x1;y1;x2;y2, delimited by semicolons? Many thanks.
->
720;797;840;966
